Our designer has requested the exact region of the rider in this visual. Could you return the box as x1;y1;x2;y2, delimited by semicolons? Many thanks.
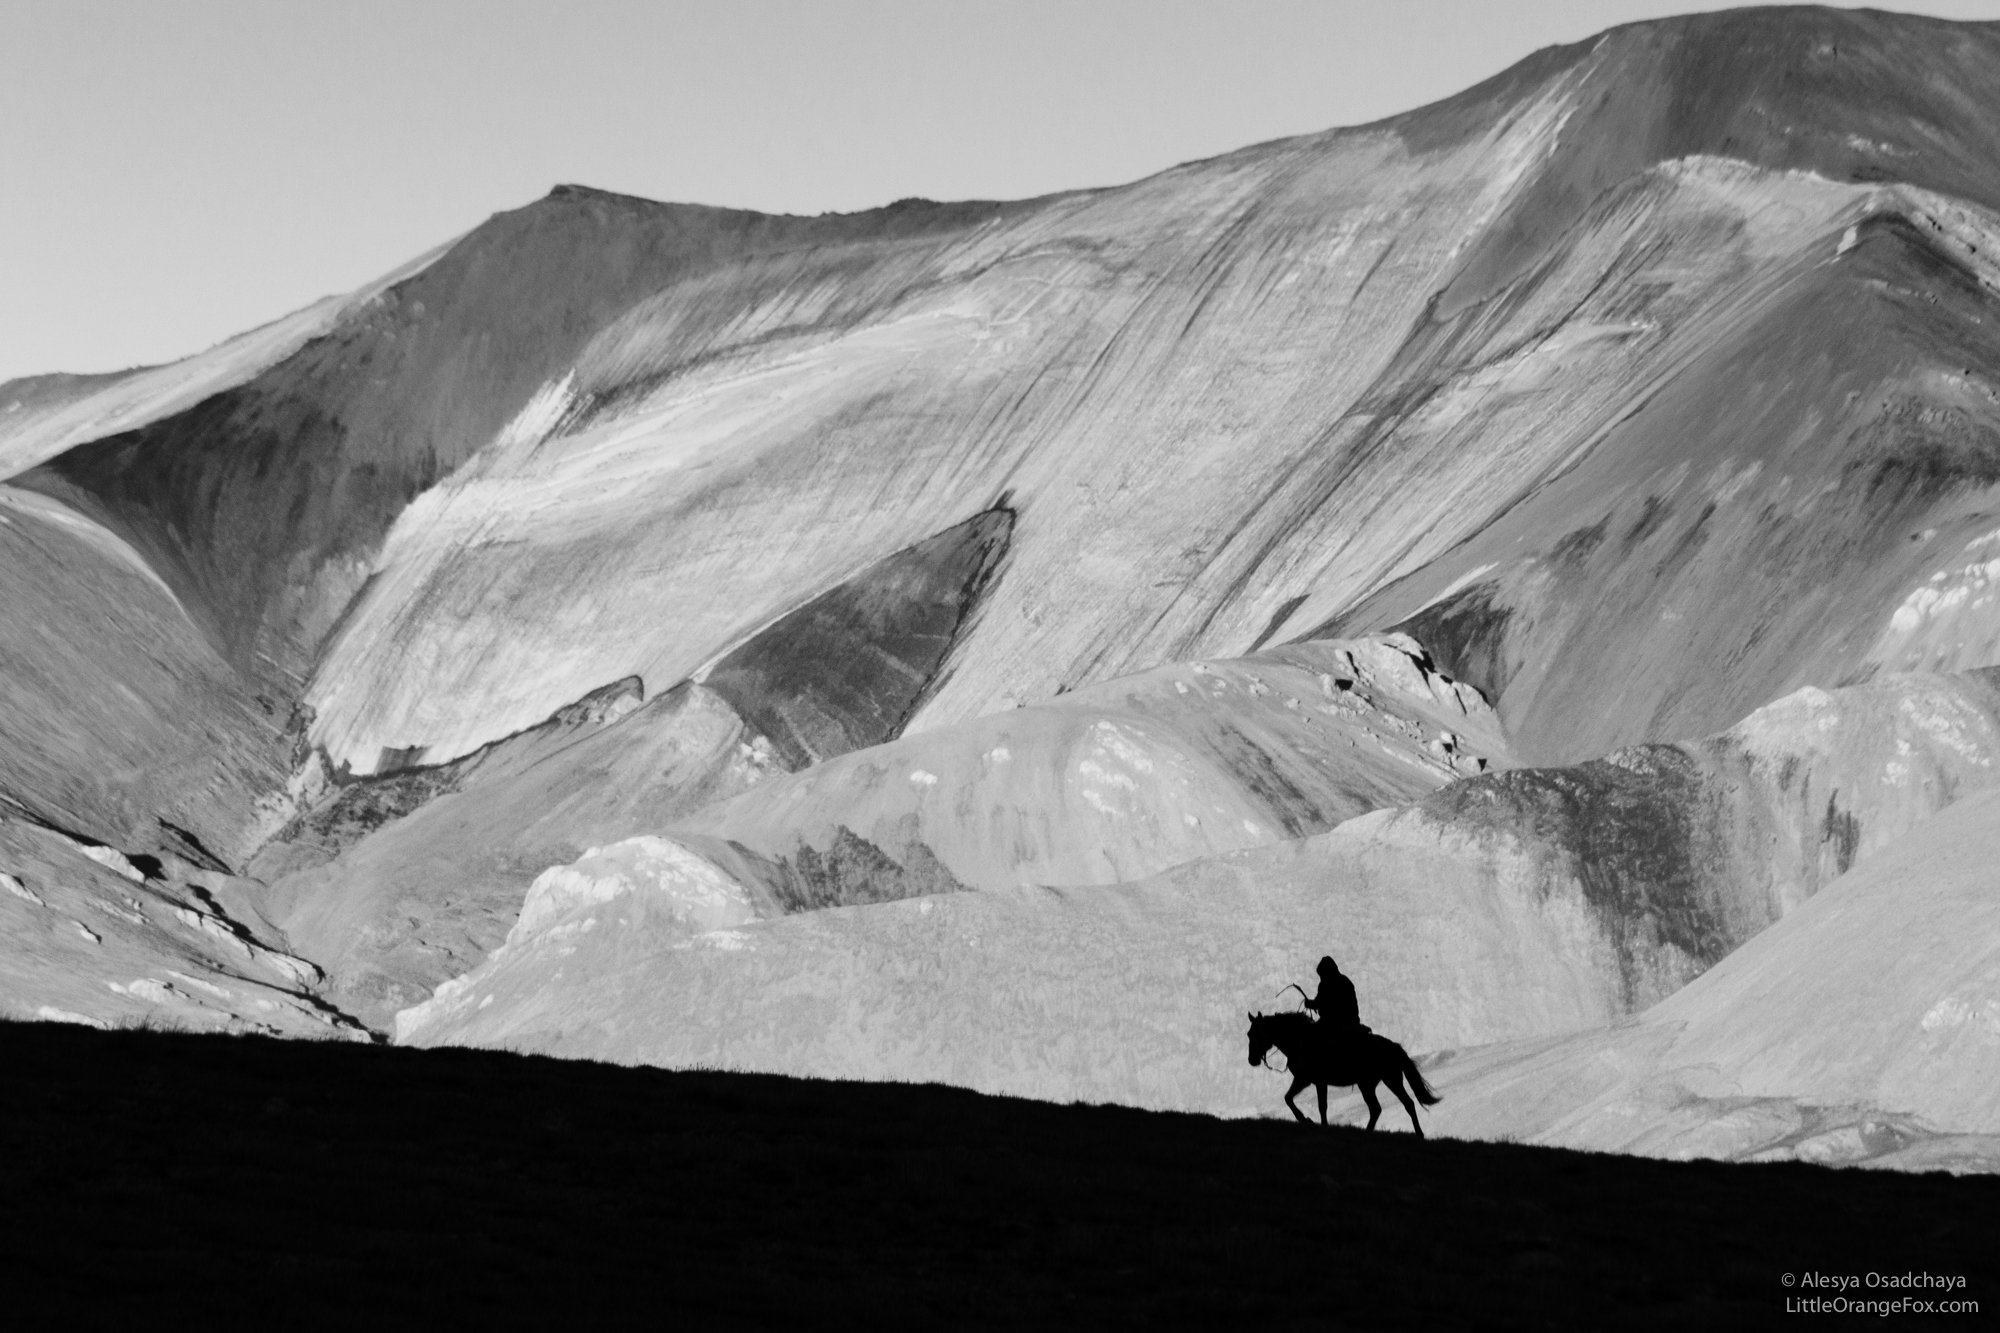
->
1304;955;1367;1045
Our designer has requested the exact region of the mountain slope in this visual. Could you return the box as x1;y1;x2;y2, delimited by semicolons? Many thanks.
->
272;12;2000;787
397;670;2000;1119
1397;780;2000;1171
6;10;2000;834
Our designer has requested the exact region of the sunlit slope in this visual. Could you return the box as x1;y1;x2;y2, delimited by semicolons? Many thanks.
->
1333;191;2000;763
259;511;1013;1026
269;631;1495;1030
13;193;1022;693
1403;781;2000;1171
397;671;2000;1106
297;11;2000;778
11;9;2000;799
669;634;1504;895
293;113;1558;775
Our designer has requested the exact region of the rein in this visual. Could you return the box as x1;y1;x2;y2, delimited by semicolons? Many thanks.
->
1256;986;1311;1074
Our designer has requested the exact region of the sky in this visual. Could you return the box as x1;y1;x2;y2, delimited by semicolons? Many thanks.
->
5;0;2000;384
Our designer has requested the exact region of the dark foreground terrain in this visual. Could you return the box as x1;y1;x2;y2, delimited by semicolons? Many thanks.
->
1;1022;1991;1329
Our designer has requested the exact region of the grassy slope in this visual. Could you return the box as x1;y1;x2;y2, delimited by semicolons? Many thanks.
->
4;1021;1991;1329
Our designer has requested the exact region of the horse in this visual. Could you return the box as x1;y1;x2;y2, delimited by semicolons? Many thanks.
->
1246;1010;1441;1134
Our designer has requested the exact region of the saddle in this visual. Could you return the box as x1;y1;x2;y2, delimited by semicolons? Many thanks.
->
1310;1016;1373;1056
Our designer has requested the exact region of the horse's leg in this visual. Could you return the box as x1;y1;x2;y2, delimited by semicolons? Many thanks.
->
1360;1082;1382;1131
1316;1081;1328;1126
1283;1075;1311;1124
1388;1072;1424;1138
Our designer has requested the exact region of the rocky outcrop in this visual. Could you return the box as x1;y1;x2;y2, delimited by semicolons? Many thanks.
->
0;807;362;1037
251;674;647;880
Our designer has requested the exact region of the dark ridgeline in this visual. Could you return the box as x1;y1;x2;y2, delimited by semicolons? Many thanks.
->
4;1020;1991;1328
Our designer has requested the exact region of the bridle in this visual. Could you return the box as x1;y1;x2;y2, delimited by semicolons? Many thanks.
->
1250;1010;1292;1075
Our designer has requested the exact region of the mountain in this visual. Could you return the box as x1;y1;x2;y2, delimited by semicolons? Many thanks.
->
3;7;1999;1168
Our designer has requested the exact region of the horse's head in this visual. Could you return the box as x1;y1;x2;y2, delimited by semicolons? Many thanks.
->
1246;1012;1274;1067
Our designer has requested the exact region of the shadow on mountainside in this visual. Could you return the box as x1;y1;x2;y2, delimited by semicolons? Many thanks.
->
4;1022;1992;1329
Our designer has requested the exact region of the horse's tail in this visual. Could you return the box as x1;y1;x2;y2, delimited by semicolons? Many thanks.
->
1401;1049;1442;1106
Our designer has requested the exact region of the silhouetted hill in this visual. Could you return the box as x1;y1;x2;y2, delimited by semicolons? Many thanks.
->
4;1022;1992;1328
